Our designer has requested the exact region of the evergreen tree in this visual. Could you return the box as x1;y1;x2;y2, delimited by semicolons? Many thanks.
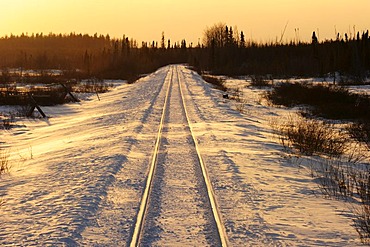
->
228;26;234;45
181;39;186;49
312;31;318;44
240;31;245;47
161;32;165;49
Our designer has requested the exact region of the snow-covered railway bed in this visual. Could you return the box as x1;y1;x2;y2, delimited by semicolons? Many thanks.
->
0;65;362;246
131;66;227;246
0;68;168;246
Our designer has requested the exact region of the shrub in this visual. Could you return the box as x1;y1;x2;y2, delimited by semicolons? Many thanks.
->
0;84;67;106
127;74;145;84
311;159;357;199
267;83;370;121
1;113;15;129
0;149;10;176
72;78;112;93
348;122;370;149
2;117;12;130
353;205;370;244
227;87;244;102
351;169;370;244
311;159;370;244
201;75;227;91
15;106;34;117
278;116;346;156
305;146;370;243
307;156;370;243
250;75;271;88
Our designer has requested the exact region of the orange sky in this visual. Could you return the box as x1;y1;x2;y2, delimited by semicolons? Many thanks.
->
1;0;369;44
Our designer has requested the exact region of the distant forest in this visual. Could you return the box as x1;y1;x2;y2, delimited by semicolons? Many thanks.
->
0;23;369;81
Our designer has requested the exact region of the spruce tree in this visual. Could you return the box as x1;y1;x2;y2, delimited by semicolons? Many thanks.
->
240;31;245;47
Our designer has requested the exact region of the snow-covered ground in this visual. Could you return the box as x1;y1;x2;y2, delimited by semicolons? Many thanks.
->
0;65;368;246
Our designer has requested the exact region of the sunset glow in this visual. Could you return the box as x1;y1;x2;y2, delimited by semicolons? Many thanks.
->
1;0;369;44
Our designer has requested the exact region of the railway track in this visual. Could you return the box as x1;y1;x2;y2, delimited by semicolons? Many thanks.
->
129;65;229;246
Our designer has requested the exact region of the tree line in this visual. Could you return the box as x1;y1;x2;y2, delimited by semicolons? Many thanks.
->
0;24;369;82
0;32;187;80
196;23;370;81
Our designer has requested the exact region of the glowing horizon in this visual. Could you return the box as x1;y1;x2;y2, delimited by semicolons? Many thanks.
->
1;0;369;44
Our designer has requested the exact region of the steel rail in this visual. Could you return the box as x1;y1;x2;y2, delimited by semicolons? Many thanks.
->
129;66;173;247
176;66;230;247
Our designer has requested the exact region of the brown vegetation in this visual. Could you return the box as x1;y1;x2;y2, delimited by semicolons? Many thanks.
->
0;149;10;176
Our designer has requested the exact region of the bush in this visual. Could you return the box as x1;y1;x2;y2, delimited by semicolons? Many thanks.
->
126;74;145;84
350;168;370;244
310;158;370;244
348;122;370;149
278;116;346;156
71;78;112;93
0;149;10;176
267;83;370;121
1;113;15;129
311;159;358;199
304;141;370;243
0;80;112;106
15;106;34;117
353;205;370;244
201;75;227;91
307;155;370;243
250;75;271;88
0;84;67;106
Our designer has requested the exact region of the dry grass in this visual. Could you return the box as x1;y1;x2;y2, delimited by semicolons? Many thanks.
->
0;149;10;176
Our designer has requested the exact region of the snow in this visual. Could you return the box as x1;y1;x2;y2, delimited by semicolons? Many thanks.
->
0;65;368;246
348;84;370;95
181;71;363;246
139;70;221;246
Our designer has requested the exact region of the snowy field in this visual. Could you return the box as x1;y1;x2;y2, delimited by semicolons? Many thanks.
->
0;65;368;246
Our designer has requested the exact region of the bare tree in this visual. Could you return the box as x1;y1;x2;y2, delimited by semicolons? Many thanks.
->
203;22;228;48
